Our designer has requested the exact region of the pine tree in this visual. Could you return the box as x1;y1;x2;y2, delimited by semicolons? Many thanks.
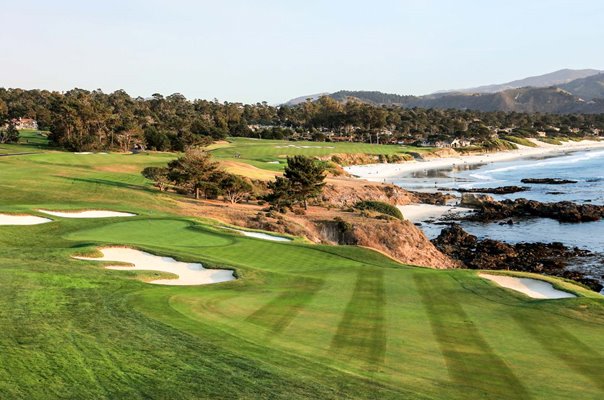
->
283;155;326;210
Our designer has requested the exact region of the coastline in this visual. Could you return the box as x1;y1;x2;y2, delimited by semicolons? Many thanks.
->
344;139;604;181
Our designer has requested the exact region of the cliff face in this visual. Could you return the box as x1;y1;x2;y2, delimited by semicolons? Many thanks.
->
321;182;416;208
318;152;413;166
320;180;453;207
317;216;458;269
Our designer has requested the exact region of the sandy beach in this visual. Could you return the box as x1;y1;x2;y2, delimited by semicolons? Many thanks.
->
345;139;604;181
397;204;472;222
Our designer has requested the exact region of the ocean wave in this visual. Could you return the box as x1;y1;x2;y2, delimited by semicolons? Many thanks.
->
475;150;604;178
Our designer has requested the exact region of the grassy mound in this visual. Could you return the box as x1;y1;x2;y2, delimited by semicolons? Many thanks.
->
355;201;404;220
502;135;538;147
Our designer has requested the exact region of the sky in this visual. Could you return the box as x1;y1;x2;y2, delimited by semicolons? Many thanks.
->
1;0;603;104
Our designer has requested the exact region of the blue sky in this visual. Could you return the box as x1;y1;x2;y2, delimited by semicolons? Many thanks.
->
1;0;603;103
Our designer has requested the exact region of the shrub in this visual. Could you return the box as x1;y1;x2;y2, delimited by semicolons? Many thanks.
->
354;201;403;220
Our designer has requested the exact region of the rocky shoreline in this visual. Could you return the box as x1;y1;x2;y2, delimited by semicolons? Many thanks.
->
432;224;603;292
462;196;604;223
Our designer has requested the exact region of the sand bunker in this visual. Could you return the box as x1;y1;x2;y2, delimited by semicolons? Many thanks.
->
0;213;52;225
75;247;235;285
38;209;136;218
224;227;291;242
479;273;576;299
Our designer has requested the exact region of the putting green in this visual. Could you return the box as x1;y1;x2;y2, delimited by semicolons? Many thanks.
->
0;139;603;399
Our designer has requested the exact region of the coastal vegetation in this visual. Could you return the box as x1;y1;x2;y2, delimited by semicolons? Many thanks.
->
355;200;404;220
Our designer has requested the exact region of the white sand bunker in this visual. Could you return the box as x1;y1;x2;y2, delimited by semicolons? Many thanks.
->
224;227;291;242
75;247;235;285
479;273;576;299
38;209;136;218
0;213;52;225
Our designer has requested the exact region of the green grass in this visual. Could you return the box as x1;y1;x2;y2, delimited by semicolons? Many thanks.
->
539;137;564;145
210;137;431;171
502;135;538;147
0;141;603;399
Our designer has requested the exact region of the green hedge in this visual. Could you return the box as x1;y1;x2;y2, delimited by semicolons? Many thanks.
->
355;201;403;220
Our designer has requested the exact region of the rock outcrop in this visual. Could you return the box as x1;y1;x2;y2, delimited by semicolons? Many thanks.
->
466;198;604;223
521;178;578;184
449;186;529;195
432;224;602;291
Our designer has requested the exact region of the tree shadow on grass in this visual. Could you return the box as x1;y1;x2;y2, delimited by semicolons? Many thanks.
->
59;177;157;194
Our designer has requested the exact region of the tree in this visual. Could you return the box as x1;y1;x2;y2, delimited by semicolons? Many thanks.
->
0;122;19;144
283;155;326;209
265;176;294;212
141;166;169;191
220;174;253;204
167;149;223;199
144;127;171;151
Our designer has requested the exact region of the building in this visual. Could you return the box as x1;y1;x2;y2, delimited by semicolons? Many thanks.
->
12;118;38;130
422;138;472;148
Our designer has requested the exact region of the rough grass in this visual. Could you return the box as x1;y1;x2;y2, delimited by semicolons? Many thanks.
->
503;135;538;147
0;140;604;399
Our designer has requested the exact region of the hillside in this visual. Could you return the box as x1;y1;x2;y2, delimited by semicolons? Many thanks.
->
441;68;602;94
285;69;604;114
559;73;604;100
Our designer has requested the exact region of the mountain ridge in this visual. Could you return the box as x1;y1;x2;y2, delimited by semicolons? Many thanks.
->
284;69;604;114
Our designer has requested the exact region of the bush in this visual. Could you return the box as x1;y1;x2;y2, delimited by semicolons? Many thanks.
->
354;201;403;220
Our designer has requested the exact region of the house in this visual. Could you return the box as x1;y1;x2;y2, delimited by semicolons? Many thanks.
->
422;138;471;148
12;118;38;130
450;138;472;148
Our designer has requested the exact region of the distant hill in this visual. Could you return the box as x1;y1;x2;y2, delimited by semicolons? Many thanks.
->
559;73;604;101
321;87;601;114
329;90;416;105
284;93;329;106
283;69;604;114
439;68;602;95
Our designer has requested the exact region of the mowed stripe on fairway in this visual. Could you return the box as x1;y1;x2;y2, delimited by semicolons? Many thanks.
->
511;313;604;392
329;268;386;370
414;274;530;399
246;275;325;334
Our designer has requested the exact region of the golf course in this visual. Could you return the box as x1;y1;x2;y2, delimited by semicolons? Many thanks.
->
1;132;603;399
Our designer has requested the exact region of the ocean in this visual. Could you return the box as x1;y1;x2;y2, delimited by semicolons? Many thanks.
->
389;148;604;285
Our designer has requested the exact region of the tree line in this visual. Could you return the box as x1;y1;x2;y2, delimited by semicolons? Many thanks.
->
1;87;604;151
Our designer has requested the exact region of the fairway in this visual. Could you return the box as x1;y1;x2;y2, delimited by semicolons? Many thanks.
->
209;137;430;172
1;145;603;399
